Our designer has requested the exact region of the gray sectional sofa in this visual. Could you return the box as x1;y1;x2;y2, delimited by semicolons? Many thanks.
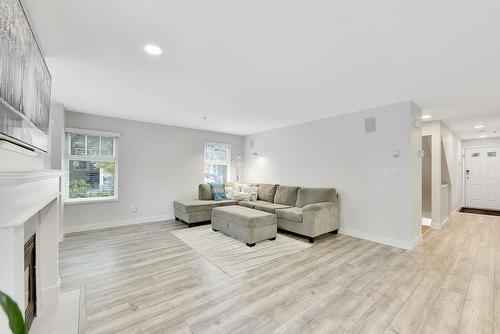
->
173;183;340;242
173;183;238;227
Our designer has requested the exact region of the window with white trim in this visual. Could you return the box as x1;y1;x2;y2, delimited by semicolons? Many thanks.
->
64;128;120;203
204;142;231;183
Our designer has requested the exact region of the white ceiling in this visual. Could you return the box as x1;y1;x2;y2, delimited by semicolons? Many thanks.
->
24;0;500;138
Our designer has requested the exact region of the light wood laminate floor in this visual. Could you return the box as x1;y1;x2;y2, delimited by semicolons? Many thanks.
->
60;212;500;334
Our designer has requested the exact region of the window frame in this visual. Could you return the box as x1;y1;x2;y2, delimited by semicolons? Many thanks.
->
64;128;120;205
204;142;232;183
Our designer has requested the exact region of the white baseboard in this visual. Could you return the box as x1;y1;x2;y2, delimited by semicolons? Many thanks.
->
64;214;174;235
409;233;423;250
431;220;444;230
340;227;422;250
432;204;463;230
451;204;463;216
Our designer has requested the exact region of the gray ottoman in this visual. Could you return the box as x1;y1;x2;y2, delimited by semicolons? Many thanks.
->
211;205;277;247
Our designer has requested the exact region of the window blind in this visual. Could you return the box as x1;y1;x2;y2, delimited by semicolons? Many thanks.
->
64;128;120;203
204;142;231;183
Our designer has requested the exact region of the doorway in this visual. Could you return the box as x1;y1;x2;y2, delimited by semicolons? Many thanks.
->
422;136;432;227
464;146;500;210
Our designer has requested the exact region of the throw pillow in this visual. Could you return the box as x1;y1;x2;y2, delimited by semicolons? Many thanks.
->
232;183;245;192
243;185;259;201
198;183;213;200
258;184;278;202
231;191;251;201
209;183;227;201
240;184;259;201
239;184;249;193
225;186;234;199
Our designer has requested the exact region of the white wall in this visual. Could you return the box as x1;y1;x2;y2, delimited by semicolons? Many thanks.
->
409;103;423;244
243;101;422;249
63;111;243;233
422;121;442;228
48;103;66;170
463;137;500;149
440;123;463;213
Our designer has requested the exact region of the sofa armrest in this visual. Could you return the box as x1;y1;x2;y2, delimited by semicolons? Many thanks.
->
301;202;340;236
302;202;335;213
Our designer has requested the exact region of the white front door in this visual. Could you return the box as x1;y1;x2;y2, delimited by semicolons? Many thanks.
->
465;146;500;210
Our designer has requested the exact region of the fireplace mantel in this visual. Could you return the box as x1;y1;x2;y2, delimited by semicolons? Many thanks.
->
0;169;63;322
0;170;63;227
0;169;63;182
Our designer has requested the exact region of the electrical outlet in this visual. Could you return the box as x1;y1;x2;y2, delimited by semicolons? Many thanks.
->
130;205;137;214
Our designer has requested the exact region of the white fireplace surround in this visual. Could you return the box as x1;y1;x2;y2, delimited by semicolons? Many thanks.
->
0;170;63;321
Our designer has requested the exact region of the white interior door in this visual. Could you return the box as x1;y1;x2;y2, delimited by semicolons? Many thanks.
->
465;146;500;210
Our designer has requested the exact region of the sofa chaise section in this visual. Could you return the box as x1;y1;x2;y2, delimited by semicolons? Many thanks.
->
174;183;237;227
174;199;237;227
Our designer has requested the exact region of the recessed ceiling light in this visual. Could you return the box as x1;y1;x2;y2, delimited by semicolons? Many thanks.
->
474;125;485;129
144;44;162;55
479;135;487;138
421;115;432;120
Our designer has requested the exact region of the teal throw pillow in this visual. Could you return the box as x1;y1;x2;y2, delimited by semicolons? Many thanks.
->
209;183;227;201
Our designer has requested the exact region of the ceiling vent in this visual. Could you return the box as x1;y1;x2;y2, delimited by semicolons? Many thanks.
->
364;117;376;133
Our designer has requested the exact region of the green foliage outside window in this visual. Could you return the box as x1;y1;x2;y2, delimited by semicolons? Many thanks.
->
69;179;88;198
91;162;115;174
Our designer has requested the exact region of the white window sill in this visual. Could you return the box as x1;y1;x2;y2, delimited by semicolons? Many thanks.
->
64;198;119;205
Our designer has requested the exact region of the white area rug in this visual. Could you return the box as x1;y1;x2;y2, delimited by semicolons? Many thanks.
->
172;225;312;277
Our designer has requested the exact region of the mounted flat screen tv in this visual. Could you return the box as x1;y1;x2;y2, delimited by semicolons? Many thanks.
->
0;0;52;152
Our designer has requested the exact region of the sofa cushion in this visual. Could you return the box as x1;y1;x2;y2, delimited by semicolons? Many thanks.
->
296;188;337;208
253;202;292;214
238;200;269;209
174;199;237;213
276;207;303;223
274;186;299;206
258;184;278;203
198;183;213;200
212;205;276;228
209;183;227;201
